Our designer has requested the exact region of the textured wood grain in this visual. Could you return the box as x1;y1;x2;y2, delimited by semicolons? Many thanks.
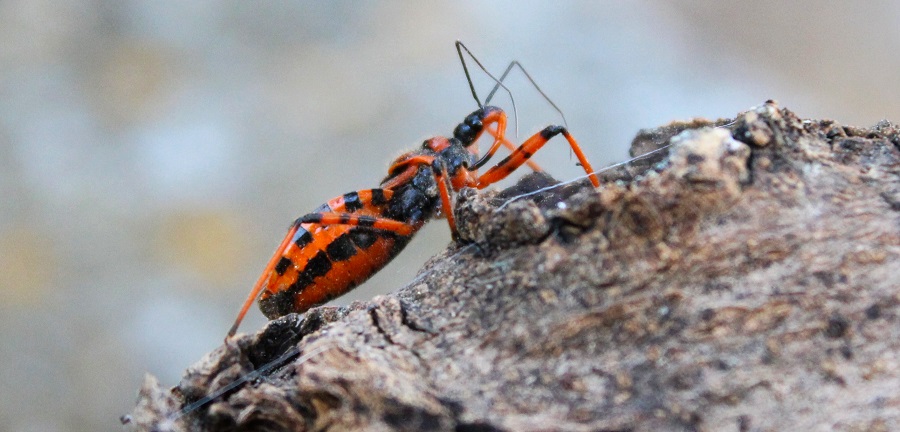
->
126;102;900;432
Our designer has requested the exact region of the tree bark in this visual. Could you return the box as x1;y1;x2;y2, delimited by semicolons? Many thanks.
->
125;101;900;432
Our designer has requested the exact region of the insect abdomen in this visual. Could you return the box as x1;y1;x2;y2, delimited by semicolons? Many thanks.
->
257;191;416;318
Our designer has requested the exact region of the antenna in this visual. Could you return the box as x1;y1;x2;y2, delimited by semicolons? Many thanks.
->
485;61;568;129
454;41;519;137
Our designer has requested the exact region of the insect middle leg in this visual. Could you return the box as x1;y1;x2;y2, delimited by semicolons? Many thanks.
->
384;155;460;238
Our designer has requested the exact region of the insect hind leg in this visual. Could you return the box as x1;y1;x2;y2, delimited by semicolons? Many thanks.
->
295;213;417;236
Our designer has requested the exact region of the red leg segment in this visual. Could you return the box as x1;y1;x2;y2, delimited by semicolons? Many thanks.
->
485;125;543;172
380;154;459;238
476;125;600;188
295;213;417;236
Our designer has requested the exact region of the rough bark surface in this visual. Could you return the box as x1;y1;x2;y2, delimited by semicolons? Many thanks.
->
125;102;900;432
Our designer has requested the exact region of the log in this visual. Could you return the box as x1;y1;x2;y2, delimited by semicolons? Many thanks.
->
124;101;900;432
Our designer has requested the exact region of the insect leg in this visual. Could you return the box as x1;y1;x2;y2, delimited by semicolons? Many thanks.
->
475;126;600;188
467;108;546;173
382;155;436;190
483;124;543;172
294;213;417;236
469;108;510;170
228;223;303;338
429;159;457;238
380;154;458;238
480;59;574;172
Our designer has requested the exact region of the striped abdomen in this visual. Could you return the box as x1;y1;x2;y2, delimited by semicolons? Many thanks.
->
258;189;419;318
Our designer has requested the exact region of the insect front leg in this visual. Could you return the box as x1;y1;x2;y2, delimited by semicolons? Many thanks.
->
483;125;543;172
475;125;600;188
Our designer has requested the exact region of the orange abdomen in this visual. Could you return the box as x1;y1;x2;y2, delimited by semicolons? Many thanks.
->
258;222;411;318
257;191;418;318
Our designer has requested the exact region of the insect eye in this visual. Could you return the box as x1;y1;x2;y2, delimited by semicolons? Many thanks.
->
422;139;432;149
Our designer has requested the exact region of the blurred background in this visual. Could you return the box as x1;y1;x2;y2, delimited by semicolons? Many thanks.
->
1;1;898;430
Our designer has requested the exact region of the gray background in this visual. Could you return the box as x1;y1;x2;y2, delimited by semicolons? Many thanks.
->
1;1;898;430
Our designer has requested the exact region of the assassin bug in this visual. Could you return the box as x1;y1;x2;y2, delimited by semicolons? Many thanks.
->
226;42;601;337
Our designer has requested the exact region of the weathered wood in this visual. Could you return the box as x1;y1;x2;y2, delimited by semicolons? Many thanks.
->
126;102;900;432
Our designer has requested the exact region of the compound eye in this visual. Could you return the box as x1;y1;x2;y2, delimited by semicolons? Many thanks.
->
422;139;433;149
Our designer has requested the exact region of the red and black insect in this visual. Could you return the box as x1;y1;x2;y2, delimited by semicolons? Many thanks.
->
227;42;601;337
